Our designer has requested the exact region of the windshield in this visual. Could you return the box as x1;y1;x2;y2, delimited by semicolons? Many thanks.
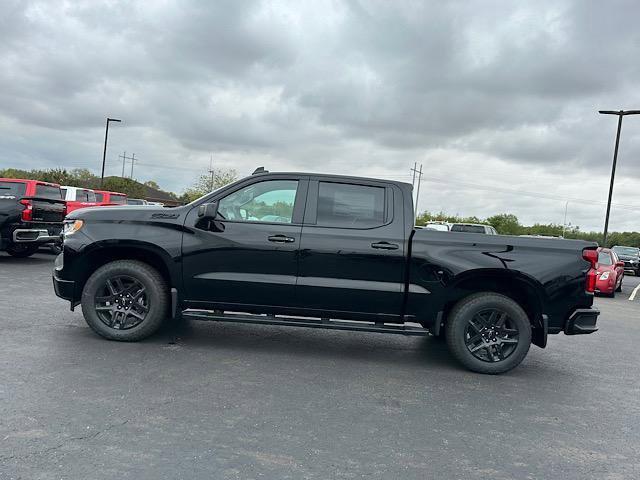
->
598;252;613;265
613;246;639;256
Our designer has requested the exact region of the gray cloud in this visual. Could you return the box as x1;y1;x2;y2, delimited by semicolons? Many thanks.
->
1;0;640;231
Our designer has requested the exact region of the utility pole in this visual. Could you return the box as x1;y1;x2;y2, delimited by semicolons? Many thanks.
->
562;201;569;238
411;161;417;188
129;152;137;179
410;163;423;219
208;155;215;191
120;151;127;177
598;109;640;245
100;117;122;187
118;152;136;178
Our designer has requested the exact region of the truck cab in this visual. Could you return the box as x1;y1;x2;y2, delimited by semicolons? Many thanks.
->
61;186;99;213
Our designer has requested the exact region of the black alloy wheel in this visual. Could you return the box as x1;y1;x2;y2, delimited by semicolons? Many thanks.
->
464;308;519;363
445;292;532;374
81;260;168;341
95;275;149;330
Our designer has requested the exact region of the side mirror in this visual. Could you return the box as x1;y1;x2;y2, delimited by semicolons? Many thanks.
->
198;201;219;219
616;261;625;268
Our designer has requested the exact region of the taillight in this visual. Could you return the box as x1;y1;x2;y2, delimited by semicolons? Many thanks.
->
583;248;598;293
19;199;33;221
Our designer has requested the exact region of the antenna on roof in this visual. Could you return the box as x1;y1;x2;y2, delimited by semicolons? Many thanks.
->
252;166;268;175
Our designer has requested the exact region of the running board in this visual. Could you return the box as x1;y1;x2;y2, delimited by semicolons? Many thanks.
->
182;310;428;336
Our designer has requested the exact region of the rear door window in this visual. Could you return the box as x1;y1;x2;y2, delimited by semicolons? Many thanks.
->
316;182;386;228
35;184;63;199
0;181;26;197
110;194;127;205
95;193;104;202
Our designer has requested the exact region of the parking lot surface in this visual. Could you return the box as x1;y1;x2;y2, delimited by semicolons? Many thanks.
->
1;253;639;479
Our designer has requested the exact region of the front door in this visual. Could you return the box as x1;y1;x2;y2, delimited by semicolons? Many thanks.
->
296;179;406;319
182;177;307;310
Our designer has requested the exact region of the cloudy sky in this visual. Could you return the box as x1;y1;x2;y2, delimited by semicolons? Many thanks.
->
1;0;640;231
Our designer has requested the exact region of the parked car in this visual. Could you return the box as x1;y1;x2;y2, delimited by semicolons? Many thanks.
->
424;221;450;232
126;198;148;206
61;186;100;213
450;223;498;234
595;247;624;297
0;178;65;257
93;190;127;206
611;245;640;276
53;170;599;374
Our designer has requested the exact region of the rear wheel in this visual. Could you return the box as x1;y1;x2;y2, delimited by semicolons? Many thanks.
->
81;260;168;341
445;292;532;374
5;243;39;258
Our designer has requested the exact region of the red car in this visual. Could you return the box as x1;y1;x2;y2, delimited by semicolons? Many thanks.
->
595;247;624;297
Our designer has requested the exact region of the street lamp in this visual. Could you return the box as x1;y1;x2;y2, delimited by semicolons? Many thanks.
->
100;117;122;187
598;110;640;245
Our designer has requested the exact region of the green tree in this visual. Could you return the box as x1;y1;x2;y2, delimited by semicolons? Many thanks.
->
486;214;521;235
182;167;238;202
144;180;161;190
101;177;145;198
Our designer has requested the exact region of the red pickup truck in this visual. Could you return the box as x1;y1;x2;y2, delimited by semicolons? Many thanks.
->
94;190;127;206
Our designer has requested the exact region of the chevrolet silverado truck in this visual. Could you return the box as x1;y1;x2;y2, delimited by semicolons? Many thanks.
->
53;170;600;374
1;178;65;257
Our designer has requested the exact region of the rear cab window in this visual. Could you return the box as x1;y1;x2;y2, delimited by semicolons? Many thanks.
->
35;184;63;199
0;181;26;198
110;194;127;205
451;224;486;233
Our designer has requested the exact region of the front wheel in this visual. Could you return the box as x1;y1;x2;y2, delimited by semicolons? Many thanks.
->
445;293;532;374
5;243;39;258
81;260;169;341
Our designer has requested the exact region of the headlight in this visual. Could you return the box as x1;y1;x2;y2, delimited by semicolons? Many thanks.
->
63;219;84;236
599;271;610;280
631;259;639;264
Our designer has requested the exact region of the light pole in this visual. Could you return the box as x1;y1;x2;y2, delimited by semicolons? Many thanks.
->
598;110;640;245
100;117;122;187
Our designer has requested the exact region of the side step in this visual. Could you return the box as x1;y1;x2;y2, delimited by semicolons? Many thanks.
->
182;310;428;336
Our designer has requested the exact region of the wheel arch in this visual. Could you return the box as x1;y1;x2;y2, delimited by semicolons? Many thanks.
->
441;269;548;347
75;241;178;295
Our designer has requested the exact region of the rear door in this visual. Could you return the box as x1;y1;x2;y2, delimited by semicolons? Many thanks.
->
296;178;406;318
182;176;308;309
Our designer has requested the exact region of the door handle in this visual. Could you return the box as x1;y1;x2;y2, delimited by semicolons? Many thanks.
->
268;235;295;243
371;241;399;250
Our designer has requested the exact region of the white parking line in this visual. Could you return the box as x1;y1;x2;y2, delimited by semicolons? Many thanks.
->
629;283;640;301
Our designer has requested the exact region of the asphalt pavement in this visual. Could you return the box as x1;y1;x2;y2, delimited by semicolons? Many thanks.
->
1;253;639;479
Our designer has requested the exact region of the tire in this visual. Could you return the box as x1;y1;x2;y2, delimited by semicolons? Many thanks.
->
445;292;532;374
81;260;169;341
616;279;622;292
5;243;39;258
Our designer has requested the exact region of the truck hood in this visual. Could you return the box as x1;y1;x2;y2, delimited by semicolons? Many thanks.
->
67;205;188;222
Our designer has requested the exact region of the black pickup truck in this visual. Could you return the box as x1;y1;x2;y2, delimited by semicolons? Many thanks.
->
53;170;600;374
1;178;65;257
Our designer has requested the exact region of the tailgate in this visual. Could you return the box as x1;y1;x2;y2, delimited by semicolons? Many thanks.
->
23;196;66;223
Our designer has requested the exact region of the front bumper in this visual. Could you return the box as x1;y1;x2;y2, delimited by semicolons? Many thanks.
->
565;308;599;335
53;254;77;306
